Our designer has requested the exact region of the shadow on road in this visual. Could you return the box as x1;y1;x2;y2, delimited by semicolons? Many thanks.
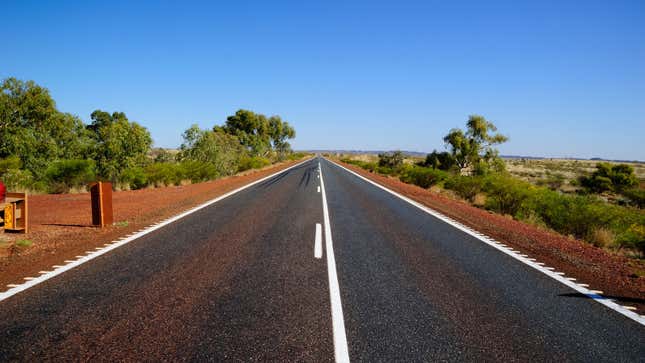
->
559;292;645;305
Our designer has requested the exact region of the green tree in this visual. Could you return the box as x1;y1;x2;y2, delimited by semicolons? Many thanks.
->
0;77;89;180
217;109;271;156
443;115;508;173
87;110;152;182
180;124;246;176
268;115;296;158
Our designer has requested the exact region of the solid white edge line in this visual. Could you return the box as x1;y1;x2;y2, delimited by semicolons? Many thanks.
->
0;158;313;303
314;223;323;259
319;160;351;363
324;158;645;326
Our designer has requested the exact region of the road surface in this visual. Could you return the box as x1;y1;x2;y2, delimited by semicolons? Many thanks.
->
0;157;643;362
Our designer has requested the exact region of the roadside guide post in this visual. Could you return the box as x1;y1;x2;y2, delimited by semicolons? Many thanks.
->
90;182;113;228
2;193;28;234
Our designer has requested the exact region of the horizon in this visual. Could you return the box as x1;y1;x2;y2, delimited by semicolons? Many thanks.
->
2;0;644;160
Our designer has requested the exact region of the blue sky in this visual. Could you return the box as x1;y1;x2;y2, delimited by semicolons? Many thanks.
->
2;0;644;160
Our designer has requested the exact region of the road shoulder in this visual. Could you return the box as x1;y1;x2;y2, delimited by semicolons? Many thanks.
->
331;158;645;313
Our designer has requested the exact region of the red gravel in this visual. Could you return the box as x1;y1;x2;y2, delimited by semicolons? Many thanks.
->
0;160;305;288
336;160;645;312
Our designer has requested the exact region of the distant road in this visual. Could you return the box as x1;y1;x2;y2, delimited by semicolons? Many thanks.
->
0;157;643;361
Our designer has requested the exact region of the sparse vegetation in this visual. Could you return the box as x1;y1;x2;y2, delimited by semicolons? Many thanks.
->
339;115;645;258
15;239;33;248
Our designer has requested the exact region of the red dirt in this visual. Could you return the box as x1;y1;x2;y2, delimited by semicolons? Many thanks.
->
0;159;305;289
336;160;645;312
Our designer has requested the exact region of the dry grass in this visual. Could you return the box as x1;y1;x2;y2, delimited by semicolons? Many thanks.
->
504;158;645;194
588;228;615;248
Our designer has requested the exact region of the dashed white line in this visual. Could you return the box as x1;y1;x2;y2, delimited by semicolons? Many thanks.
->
319;161;351;363
314;223;323;259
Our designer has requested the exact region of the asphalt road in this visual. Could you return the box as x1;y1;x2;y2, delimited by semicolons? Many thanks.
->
0;157;643;362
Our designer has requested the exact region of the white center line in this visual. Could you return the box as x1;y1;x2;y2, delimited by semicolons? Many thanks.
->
319;160;351;363
314;223;323;259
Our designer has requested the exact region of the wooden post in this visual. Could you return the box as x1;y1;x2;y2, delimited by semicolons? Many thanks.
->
90;182;113;228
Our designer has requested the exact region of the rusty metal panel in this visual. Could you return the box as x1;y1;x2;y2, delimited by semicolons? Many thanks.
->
4;204;13;230
102;183;113;226
90;182;113;227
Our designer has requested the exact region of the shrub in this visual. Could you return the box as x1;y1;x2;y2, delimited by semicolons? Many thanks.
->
287;152;308;161
0;156;36;191
0;168;35;191
120;167;148;190
341;158;378;173
588;228;615;248
536;172;566;191
444;175;484;202
482;175;531;216
45;159;96;193
399;165;449;189
145;163;184;187
238;156;271;172
616;224;645;253
622;188;645;209
378;151;404;169
579;163;638;193
180;160;219;183
424;150;455;171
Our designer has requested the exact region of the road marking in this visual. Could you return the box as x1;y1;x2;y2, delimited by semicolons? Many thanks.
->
319;161;351;363
317;186;321;193
326;158;645;326
0;158;313;303
314;223;323;259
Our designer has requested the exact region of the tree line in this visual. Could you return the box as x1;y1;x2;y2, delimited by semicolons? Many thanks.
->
0;77;297;192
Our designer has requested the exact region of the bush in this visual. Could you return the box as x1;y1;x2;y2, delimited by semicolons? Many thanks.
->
144;163;184;187
120;167;148;190
180;161;219;183
616;224;645;253
378;151;404;169
424;150;455;171
399;165;449;189
622;188;645;209
445;175;484;202
45;159;96;193
287;152;308;161
0;156;36;191
579;163;638;193
482;175;531;216
238;156;271;172
341;158;378;173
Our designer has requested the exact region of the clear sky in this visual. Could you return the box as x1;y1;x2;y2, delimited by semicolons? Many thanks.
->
2;0;644;160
